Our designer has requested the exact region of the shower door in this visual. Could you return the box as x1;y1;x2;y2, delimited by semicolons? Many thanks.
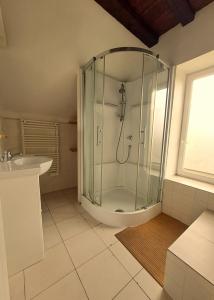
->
135;56;169;210
83;58;105;205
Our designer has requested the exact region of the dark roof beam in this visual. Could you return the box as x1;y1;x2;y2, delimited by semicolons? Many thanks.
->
94;0;159;47
167;0;195;25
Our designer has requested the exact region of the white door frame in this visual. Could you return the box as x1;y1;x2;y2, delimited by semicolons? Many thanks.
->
0;198;10;300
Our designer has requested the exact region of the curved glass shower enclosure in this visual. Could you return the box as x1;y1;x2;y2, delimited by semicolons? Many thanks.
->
82;48;169;213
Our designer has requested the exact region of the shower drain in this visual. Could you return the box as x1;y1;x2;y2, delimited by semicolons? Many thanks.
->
115;209;124;213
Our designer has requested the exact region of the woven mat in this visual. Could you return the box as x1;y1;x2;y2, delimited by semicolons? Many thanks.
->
115;213;187;286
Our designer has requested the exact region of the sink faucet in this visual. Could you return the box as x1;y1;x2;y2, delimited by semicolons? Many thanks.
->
0;150;12;162
0;151;22;162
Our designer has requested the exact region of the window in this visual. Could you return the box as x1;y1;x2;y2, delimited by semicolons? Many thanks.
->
177;67;214;184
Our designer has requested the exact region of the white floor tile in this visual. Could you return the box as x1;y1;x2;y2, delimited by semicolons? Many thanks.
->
43;225;62;250
77;249;131;300
110;242;142;277
33;272;87;300
93;224;122;246
41;200;49;213
207;193;214;211
65;229;106;267
50;204;79;223
114;280;149;300
56;215;91;240
63;188;78;201
42;212;54;228
73;202;87;214
81;211;100;227
9;271;25;300
135;269;169;300
24;243;74;299
45;193;72;211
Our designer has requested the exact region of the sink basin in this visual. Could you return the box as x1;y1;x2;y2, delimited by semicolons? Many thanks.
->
14;156;53;175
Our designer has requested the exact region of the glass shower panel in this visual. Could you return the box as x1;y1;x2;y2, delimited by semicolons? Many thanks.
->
149;66;169;204
82;48;170;214
83;63;95;201
135;55;159;209
83;58;105;205
101;51;144;211
93;57;105;205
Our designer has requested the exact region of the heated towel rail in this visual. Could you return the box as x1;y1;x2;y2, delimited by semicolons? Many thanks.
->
21;120;60;175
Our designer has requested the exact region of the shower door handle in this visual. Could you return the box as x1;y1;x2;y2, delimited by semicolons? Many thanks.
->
96;126;102;146
140;130;145;145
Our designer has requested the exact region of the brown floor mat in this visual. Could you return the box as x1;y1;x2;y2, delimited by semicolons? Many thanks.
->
115;213;188;286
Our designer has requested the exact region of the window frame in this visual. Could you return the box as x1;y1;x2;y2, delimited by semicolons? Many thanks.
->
177;66;214;184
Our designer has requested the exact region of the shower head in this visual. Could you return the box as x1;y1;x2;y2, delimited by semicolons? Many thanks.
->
118;83;126;122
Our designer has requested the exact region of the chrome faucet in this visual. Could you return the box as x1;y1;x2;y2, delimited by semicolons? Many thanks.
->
0;151;22;162
0;150;12;162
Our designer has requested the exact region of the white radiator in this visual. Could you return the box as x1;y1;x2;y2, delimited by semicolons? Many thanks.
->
21;120;60;175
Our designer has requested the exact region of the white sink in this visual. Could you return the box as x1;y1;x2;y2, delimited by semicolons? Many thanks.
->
13;156;53;175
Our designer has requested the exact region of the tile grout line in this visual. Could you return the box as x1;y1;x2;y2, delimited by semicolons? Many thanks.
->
23;270;27;300
133;271;153;300
72;226;151;300
108;241;143;277
54;217;94;241
108;242;151;299
30;271;76;300
46;194;90;300
42;191;161;300
44;190;78;213
23;192;83;300
23;241;76;299
111;277;133;299
10;190;80;300
88;225;146;299
74;247;108;269
17;192;150;300
46;193;134;299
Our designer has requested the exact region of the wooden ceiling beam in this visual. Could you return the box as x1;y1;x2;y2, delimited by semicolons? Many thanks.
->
94;0;159;47
167;0;195;25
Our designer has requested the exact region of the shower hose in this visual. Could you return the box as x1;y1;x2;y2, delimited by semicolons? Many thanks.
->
116;99;132;164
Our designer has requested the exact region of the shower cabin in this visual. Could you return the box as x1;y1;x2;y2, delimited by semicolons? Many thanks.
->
78;47;171;227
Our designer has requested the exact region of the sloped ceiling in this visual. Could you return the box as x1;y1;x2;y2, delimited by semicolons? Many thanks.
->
95;0;214;47
0;0;214;121
0;0;144;121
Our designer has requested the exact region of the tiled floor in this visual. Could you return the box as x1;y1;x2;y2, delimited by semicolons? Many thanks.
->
9;188;171;300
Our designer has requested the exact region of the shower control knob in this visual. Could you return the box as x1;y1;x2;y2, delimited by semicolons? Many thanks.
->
127;135;133;140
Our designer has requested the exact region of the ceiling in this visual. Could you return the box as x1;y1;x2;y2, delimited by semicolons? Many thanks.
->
95;0;214;47
0;0;143;121
0;0;213;121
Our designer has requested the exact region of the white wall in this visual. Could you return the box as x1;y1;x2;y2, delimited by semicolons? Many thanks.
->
153;2;214;65
40;123;77;193
1;0;213;126
163;179;214;225
0;115;77;194
0;0;143;122
1;118;22;156
1;0;214;206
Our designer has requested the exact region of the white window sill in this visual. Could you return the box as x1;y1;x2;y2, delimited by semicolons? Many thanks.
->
165;175;214;194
